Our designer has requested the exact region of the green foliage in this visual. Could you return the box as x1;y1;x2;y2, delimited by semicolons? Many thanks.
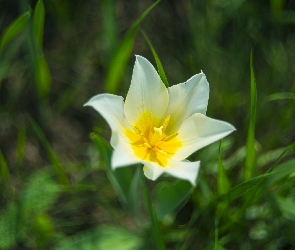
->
154;180;193;220
53;226;142;250
266;92;295;101
33;0;45;49
28;115;70;186
32;0;51;99
104;0;161;93
21;170;61;217
244;53;257;181
141;30;169;87
0;170;61;249
0;150;10;184
217;141;230;195
0;11;30;53
141;170;166;250
90;132;133;209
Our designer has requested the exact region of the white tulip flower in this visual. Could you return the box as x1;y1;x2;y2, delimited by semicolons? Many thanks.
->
85;55;235;185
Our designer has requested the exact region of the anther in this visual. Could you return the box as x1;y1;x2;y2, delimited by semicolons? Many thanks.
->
155;148;168;155
143;143;152;148
162;115;170;132
150;150;157;161
134;126;144;136
163;132;178;142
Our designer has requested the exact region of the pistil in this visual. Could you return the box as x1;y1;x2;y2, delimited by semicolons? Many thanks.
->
150;126;163;146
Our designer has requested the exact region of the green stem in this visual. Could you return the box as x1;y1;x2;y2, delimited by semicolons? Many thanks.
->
140;168;166;250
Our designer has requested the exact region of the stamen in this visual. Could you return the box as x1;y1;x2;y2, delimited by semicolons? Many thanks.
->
150;150;157;161
155;148;168;155
162;115;170;132
144;143;152;148
156;158;164;167
149;114;154;133
149;150;164;166
134;126;144;136
163;132;178;142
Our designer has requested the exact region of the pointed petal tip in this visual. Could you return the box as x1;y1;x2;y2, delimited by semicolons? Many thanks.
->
83;101;90;107
135;54;148;64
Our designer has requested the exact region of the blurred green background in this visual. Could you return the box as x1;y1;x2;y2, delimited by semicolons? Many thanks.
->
0;0;295;249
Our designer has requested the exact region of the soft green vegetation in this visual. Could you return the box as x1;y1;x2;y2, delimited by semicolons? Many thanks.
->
0;0;295;249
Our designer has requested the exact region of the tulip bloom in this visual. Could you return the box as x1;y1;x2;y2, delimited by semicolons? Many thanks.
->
85;56;235;185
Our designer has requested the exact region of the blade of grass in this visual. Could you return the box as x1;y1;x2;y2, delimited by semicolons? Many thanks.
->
34;55;51;99
217;140;230;195
101;0;118;63
0;150;10;187
27;115;70;186
266;92;295;101
128;167;141;219
105;0;162;93
217;140;295;203
244;52;257;181
33;0;45;49
218;141;295;232
32;0;51;99
141;30;169;87
0;11;31;53
216;141;231;232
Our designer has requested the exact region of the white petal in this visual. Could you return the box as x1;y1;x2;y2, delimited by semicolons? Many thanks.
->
143;163;164;181
164;72;209;133
111;135;141;169
173;113;235;160
124;55;169;127
165;160;200;186
84;94;130;147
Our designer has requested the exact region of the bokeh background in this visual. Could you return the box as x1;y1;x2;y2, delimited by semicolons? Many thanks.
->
0;0;295;249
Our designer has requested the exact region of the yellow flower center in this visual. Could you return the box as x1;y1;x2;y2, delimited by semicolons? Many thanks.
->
125;113;182;167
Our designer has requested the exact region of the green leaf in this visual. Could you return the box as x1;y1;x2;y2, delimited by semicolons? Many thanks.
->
266;92;295;101
141;30;169;87
90;132;133;209
217;158;295;203
244;52;257;181
0;150;10;184
154;180;193;220
27;115;70;186
53;226;142;250
33;0;45;49
270;0;284;18
128;167;142;218
32;0;51;99
217;141;230;195
104;0;161;93
266;158;295;186
101;0;118;63
0;11;31;53
35;54;51;98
